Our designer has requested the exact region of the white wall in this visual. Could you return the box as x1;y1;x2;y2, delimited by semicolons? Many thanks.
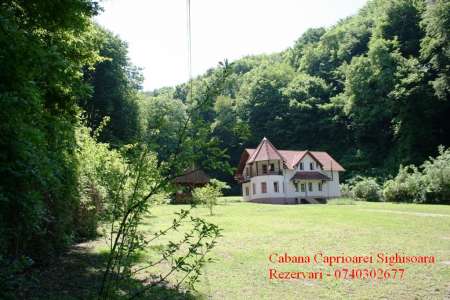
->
242;182;251;201
241;153;341;200
247;175;284;199
296;154;321;171
322;170;341;198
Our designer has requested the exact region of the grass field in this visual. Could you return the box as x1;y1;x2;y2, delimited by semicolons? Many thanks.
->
29;198;450;299
133;198;450;299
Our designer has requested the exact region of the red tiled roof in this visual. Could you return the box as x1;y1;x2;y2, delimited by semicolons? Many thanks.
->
244;146;344;171
291;171;331;181
247;137;286;164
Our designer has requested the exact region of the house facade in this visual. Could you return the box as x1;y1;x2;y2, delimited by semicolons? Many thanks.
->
235;138;345;204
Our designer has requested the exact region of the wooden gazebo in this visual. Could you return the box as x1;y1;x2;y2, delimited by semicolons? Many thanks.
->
173;169;210;203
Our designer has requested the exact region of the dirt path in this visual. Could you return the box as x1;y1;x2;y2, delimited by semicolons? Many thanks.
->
358;208;450;218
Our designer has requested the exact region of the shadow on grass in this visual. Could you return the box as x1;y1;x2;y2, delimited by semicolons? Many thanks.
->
14;243;204;300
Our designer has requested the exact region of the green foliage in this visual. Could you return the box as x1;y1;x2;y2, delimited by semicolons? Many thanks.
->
383;166;424;203
139;90;187;162
285;28;326;70
138;0;447;191
420;0;450;101
193;179;230;216
421;146;450;203
81;26;143;145
75;118;123;238
382;146;450;204
0;0;100;259
0;255;34;299
99;63;232;298
351;177;382;202
340;183;353;198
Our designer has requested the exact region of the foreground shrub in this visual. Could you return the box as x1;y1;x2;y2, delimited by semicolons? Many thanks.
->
383;166;424;203
75;120;123;238
352;177;382;202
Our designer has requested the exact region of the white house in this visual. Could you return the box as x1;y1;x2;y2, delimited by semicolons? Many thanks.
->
235;137;345;204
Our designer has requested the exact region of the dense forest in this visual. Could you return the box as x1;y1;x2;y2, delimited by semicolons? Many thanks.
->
143;0;450;193
0;0;449;297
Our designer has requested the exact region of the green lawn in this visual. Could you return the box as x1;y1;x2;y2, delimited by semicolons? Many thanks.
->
137;199;450;299
28;198;450;299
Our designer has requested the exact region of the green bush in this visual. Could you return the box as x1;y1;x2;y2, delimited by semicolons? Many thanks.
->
351;177;382;202
421;146;450;204
192;179;230;215
383;166;424;203
382;146;450;204
75;121;112;238
340;183;353;198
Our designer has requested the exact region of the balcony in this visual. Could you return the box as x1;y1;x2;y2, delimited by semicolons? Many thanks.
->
257;170;283;176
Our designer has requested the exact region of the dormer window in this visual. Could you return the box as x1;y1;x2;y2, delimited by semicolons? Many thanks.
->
299;163;304;170
310;162;314;170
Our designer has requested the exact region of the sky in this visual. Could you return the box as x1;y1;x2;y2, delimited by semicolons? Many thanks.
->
95;0;368;91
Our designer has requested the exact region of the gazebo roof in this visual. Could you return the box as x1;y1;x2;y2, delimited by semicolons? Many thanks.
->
174;169;210;185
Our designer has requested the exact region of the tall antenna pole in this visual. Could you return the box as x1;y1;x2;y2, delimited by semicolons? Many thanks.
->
186;0;192;82
331;160;334;180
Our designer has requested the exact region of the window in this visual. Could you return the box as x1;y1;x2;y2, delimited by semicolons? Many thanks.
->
318;182;322;191
252;183;256;194
316;162;320;169
299;163;304;170
245;186;249;196
261;182;267;193
300;183;305;192
274;182;279;193
262;164;268;174
310;162;314;170
308;182;313;192
270;163;275;172
295;182;299;192
245;167;249;176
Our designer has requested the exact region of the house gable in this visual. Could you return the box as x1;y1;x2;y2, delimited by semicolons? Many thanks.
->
295;152;324;171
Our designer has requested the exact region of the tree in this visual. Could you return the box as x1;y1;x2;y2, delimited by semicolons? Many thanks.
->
238;63;294;148
0;0;100;259
193;179;230;216
340;38;402;172
285;28;326;70
81;26;143;145
140;90;187;162
420;0;450;101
